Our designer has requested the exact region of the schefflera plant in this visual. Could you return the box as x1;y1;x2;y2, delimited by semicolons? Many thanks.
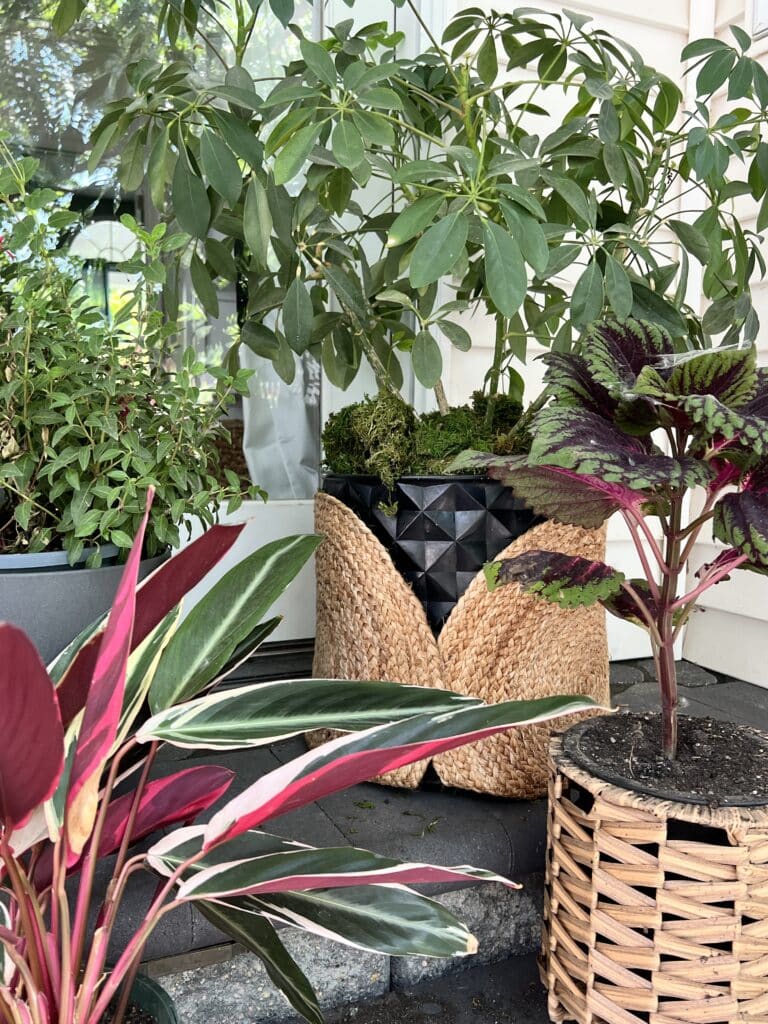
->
0;491;593;1024
461;317;768;761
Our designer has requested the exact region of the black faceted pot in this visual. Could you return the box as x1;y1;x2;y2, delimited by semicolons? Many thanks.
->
323;473;542;633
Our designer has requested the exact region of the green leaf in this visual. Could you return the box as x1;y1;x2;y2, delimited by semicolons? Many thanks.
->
477;33;498;84
198;904;322;1024
172;155;210;238
200;130;243;207
241;321;280;358
283;278;314;354
324;265;368;320
412;329;443;388
300;39;337;88
205;238;237;281
387;195;444;248
630;283;687;336
482;220;526;318
598;100;620;144
681;38;728;60
209;110;263;168
696;49;736;96
540;170;591;226
603;254;633;319
571;258;603;326
273;333;297;385
351;110;394;147
669;219;711;264
499;202;548;277
437;320;471;352
52;0;86;35
728;56;753;100
273;125;321;186
243;177;272;267
409;212;468;289
190;253;219;318
148;535;322;712
331;121;364;169
147;125;171;209
118;131;146;192
360;86;403;110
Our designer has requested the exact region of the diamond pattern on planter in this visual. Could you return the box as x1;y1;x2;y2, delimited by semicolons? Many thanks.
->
323;474;543;633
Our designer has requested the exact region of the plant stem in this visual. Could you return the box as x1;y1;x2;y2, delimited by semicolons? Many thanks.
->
656;490;683;760
434;379;449;415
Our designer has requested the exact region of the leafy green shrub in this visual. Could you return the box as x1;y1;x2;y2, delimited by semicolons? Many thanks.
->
0;153;256;565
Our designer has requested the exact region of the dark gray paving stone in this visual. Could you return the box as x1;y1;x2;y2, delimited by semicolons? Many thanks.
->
687;678;768;726
160;932;388;1024
609;662;646;690
314;953;546;1024
635;659;718;688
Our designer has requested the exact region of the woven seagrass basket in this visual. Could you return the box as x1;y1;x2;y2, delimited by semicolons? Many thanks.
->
543;732;768;1024
309;491;609;797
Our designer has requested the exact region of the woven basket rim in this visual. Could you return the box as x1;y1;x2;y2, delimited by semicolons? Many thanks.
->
550;732;768;832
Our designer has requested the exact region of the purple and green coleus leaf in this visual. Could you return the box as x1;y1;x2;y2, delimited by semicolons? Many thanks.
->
713;461;768;568
601;579;661;624
635;345;758;407
484;550;625;609
528;406;713;491
581;318;675;395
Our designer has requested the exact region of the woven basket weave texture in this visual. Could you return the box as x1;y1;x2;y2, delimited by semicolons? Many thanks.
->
310;492;610;797
543;734;768;1024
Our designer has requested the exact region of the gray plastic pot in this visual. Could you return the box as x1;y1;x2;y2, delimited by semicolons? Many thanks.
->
0;546;168;664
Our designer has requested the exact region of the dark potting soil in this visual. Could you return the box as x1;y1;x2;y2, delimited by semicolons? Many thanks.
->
106;1004;156;1024
564;713;768;806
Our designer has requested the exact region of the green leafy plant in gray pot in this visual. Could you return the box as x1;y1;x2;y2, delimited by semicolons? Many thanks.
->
0;147;256;661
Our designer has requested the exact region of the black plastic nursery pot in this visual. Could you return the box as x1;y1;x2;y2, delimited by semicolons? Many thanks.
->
542;715;768;1024
0;546;168;665
323;472;542;632
121;974;178;1024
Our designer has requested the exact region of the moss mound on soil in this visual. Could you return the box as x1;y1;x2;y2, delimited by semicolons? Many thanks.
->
322;391;526;486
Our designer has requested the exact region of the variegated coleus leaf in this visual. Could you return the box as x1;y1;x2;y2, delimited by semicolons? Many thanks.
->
528;406;713;491
581;318;675;395
713;462;768;568
148;826;517;902
679;370;768;455
635;345;758;408
449;454;652;529
485;551;625;609
601;579;661;624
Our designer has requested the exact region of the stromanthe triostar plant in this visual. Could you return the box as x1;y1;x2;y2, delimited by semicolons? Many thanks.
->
455;316;768;761
0;490;595;1024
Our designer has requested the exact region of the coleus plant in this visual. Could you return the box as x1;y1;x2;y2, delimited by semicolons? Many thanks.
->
0;491;593;1024
458;317;768;761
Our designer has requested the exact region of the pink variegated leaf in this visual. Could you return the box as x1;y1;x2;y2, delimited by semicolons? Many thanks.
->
34;766;234;888
147;827;515;902
203;695;596;847
54;523;246;728
65;492;153;856
0;625;64;831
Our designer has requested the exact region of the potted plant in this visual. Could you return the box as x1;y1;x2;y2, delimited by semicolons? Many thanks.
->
467;316;768;1020
0;150;255;662
0;489;594;1024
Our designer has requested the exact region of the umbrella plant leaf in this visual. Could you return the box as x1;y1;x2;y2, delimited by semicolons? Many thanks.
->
482;219;526;317
409;212;468;289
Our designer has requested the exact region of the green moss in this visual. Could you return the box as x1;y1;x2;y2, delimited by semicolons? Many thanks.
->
322;390;527;489
322;392;417;491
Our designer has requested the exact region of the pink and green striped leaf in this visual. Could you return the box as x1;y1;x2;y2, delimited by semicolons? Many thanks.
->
196;902;322;1024
53;523;246;727
0;625;64;831
202;695;597;846
148;535;322;712
223;885;482;958
137;678;483;749
148;827;515;901
65;492;152;855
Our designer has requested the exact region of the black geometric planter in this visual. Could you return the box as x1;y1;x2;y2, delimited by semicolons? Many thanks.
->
323;473;542;633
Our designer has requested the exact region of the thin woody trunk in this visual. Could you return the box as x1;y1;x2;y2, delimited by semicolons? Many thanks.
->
656;494;683;761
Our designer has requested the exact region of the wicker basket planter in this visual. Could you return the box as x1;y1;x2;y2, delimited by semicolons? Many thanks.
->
310;489;609;797
542;730;768;1024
